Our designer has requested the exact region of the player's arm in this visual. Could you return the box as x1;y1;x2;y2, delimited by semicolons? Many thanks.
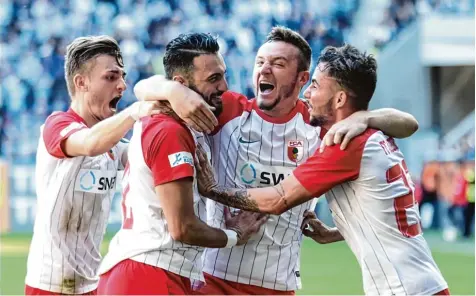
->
156;178;266;247
321;108;418;151
52;102;159;158
148;122;266;248
196;140;363;215
301;210;344;244
367;108;419;138
134;75;218;133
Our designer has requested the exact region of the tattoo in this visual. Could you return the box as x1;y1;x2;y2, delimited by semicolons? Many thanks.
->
207;186;260;212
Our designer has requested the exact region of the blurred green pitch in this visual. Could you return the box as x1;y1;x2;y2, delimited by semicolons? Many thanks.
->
1;233;474;295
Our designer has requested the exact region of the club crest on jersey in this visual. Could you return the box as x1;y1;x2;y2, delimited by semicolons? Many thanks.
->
287;140;304;163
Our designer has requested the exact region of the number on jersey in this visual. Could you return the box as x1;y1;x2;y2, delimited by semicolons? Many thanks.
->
121;165;134;229
386;160;421;238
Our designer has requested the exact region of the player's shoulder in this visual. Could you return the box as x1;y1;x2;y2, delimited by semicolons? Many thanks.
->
222;91;252;110
141;114;192;140
349;128;382;147
45;109;85;126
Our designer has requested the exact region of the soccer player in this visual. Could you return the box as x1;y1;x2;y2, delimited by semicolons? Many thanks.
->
134;27;419;295
96;33;267;295
24;35;217;296
194;44;450;295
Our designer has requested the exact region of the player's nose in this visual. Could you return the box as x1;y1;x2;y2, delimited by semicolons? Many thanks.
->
117;77;127;92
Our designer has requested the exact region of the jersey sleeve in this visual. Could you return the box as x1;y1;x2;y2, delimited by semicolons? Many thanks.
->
142;120;196;186
293;132;369;197
43;112;88;158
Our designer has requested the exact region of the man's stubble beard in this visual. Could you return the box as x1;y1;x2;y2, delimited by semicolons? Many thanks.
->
257;77;298;111
309;98;334;127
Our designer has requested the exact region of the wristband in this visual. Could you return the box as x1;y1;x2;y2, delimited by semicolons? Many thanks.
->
223;229;238;248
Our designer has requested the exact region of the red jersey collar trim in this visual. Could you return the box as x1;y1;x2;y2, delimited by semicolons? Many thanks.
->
67;108;88;126
251;98;304;124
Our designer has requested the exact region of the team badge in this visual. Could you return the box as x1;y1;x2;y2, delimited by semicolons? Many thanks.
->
287;140;304;163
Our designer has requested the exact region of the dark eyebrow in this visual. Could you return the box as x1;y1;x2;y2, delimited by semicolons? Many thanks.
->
311;79;318;85
107;69;127;78
207;70;225;81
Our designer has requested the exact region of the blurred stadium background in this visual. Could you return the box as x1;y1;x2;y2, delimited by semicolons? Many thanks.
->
0;0;474;294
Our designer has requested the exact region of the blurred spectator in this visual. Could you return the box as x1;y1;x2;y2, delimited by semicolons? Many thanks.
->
373;0;474;49
0;0;360;162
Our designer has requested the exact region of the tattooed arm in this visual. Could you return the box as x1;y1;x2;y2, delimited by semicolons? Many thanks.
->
195;145;314;215
196;126;364;215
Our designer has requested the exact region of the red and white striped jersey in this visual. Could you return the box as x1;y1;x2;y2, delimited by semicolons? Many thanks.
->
99;114;208;282
203;92;321;291
294;129;448;295
25;109;127;294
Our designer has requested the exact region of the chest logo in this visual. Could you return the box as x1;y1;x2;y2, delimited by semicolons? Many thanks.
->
288;140;304;163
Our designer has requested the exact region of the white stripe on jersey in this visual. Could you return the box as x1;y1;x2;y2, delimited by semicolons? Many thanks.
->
326;131;447;295
204;99;320;291
26;127;125;294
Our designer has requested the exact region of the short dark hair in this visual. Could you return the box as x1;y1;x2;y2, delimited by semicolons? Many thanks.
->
163;33;220;80
65;35;123;97
265;26;312;72
318;44;377;110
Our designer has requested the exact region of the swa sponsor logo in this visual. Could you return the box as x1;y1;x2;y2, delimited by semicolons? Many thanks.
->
239;163;290;186
79;170;116;191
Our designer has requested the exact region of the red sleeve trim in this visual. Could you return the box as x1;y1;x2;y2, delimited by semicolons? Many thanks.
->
293;129;378;196
141;115;196;186
43;112;87;159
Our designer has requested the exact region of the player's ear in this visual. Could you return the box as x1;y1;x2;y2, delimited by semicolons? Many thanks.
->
172;75;189;87
298;71;310;87
74;73;88;92
335;91;347;109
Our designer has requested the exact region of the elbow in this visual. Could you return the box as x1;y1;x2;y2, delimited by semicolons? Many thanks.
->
169;226;187;242
409;117;419;135
169;220;193;243
83;143;103;157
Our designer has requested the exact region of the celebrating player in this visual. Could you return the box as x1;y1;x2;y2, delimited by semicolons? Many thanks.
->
195;44;449;295
135;27;419;295
96;33;267;295
24;35;217;296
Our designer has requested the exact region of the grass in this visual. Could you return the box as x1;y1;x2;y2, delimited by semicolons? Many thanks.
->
1;233;474;295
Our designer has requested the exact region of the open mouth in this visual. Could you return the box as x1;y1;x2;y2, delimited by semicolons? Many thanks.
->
259;81;275;95
109;96;121;112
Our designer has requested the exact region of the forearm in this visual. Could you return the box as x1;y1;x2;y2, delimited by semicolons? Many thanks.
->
83;105;136;156
326;228;344;244
134;75;187;102
179;218;229;248
367;108;419;138
206;183;299;215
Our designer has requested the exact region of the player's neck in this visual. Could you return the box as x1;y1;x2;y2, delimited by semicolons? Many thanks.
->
70;97;100;127
261;97;297;118
334;109;355;125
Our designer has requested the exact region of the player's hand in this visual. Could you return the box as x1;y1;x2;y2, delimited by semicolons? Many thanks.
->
320;110;369;152
301;210;342;244
195;144;217;195
224;208;268;245
169;89;218;134
129;101;162;120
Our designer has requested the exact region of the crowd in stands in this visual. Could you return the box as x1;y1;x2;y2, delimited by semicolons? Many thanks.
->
372;0;474;49
0;0;359;161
